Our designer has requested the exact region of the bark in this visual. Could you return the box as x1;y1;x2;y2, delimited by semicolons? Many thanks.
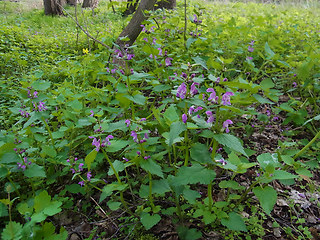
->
67;0;76;6
82;0;99;8
156;0;176;9
43;0;65;15
116;0;157;47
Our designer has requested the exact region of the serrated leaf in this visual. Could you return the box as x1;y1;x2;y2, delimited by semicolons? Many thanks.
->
1;221;23;240
257;153;280;170
125;94;146;105
140;158;163;178
99;183;128;202
213;134;248;157
219;180;245;190
190;143;212;164
183;188;201;204
34;190;51;213
32;80;51;91
107;201;121;211
108;160;125;176
69;99;83;112
272;170;297;180
41;146;57;158
174;164;216;186
221;212;247;232
85;149;97;171
186;37;197;49
0;202;8;217
140;213;161;230
43;201;62;216
163;105;179;125
253;186;277;215
169;121;186;146
177;226;202;240
105;140;128;153
152;179;171;195
24;164;46;178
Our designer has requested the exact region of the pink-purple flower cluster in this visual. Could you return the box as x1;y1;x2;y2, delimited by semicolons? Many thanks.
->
88;135;114;152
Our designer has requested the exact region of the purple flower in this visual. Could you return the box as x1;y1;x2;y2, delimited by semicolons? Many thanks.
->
143;38;148;42
273;116;279;121
223;119;233;133
144;156;151;160
123;157;129;162
152;38;157;45
158;48;163;56
87;172;92;181
33;91;38;98
181;72;187;79
193;14;198;23
195;106;203;112
91;137;100;151
89;110;94;117
207;88;218;103
246;56;253;61
102;135;113;147
190;82;199;96
248;46;254;52
127;54;135;60
177;82;187;99
125;119;131;127
215;77;220;84
188;106;195;115
131;131;138;143
249;40;255;46
71;168;76;174
78;181;85;187
78;163;84;171
215;158;227;165
165;57;173;67
206;111;215;123
221;92;234;106
293;82;297;88
38;101;47;111
223;78;228;82
137;151;141;155
182;114;187;123
111;69;116;74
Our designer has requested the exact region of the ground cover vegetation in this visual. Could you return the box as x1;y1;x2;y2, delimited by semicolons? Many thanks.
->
0;0;320;239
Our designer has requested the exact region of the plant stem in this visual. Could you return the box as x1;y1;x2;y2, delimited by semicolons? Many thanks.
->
148;172;155;211
184;130;189;166
208;181;213;211
293;130;320;160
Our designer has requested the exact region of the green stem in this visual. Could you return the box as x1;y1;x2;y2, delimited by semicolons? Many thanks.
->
208;181;213;211
42;117;55;150
184;130;189;166
293;130;320;160
148;172;155;211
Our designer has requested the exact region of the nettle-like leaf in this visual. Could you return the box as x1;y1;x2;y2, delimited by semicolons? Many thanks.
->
108;160;125;176
190;143;212;164
168;121;186;147
257;153;281;170
1;221;23;240
173;164;216;186
140;213;161;230
213;134;248;157
140;158;164;178
253;186;277;215
221;212;247;232
24;164;46;178
177;225;202;240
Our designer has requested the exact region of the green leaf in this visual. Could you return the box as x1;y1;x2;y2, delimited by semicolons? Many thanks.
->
140;159;163;178
169;121;186;146
257;153;280;170
42;201;62;216
125;94;146;105
34;190;51;213
186;37;197;49
0;202;8;217
190;143;212;164
177;226;202;240
213;134;248;157
173;164;216;186
107;201;121;211
105;140;128;153
99;183;127;202
1;221;23;240
85;149;97;171
108;160;125;176
264;42;275;59
219;180;245;190
140;213;161;230
253;186;277;215
253;94;274;104
272;170;297;180
221;212;247;232
192;56;208;70
69;99;83;112
32;80;51;91
163;105;179;125
183;188;201;204
41;146;57;158
152;179;171;195
24;164;46;178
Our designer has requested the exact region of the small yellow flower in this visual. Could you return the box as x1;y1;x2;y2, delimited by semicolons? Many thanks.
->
83;48;89;54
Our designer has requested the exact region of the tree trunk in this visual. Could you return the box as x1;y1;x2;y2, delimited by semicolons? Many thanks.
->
156;0;176;9
66;0;76;6
43;0;65;15
82;0;99;8
116;0;157;47
123;0;175;16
